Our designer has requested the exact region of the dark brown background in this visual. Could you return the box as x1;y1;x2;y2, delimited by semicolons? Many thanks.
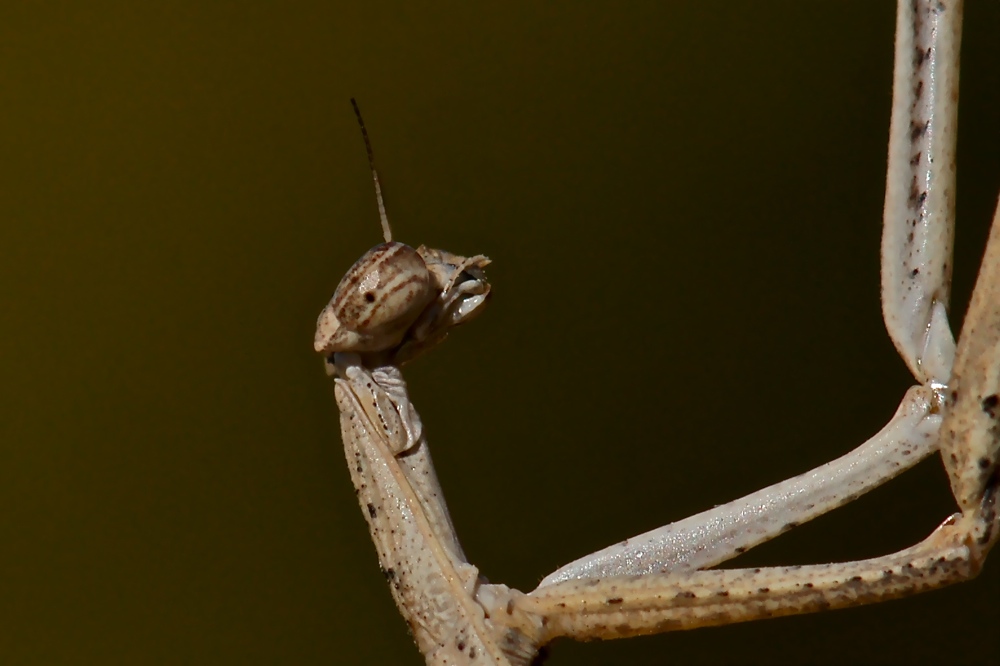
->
1;2;998;664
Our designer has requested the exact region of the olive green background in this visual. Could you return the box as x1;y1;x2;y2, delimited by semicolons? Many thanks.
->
2;2;998;665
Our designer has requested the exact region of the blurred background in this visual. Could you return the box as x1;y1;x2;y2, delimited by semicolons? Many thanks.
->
1;2;998;664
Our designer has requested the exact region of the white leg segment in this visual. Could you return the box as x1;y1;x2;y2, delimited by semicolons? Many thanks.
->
538;386;942;587
519;512;978;643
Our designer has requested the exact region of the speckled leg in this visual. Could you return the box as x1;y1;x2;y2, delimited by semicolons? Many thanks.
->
517;195;1000;648
881;0;961;383
939;195;1000;550
538;385;943;586
517;512;980;642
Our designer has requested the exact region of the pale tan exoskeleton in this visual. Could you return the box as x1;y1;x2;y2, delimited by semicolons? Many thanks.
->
314;2;999;664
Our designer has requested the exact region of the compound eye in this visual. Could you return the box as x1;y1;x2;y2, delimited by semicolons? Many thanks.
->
315;242;436;353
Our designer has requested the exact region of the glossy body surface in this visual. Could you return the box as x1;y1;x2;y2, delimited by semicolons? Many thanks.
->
316;2;1000;664
3;3;1000;665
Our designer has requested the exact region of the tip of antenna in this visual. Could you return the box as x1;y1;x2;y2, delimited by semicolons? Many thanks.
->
350;99;394;243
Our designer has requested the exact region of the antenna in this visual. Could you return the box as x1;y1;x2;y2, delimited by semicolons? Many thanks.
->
350;98;393;243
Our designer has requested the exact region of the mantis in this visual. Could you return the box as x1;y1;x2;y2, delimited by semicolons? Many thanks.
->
315;1;999;663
